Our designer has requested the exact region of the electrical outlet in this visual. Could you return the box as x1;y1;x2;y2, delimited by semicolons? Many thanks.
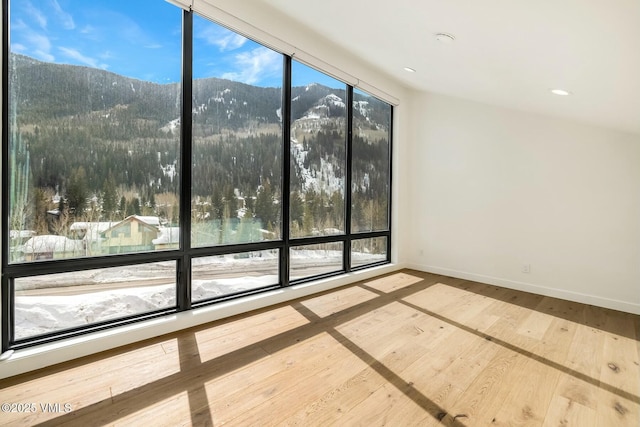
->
522;264;531;274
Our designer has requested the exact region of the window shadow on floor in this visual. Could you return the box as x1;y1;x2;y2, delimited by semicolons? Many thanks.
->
20;269;638;426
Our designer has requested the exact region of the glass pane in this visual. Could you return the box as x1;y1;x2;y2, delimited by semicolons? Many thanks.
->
192;250;279;302
290;61;346;238
351;237;388;268
14;262;177;340
351;89;391;233
290;242;343;281
191;15;283;247
7;0;182;263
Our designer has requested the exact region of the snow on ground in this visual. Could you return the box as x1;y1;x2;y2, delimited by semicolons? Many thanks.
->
290;249;342;260
192;275;278;301
354;100;370;118
15;274;277;339
160;118;180;134
15;284;176;339
324;93;346;109
161;161;177;181
14;251;382;339
351;251;386;267
15;262;176;291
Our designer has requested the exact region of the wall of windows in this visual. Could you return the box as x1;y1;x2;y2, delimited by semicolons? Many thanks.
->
1;0;392;351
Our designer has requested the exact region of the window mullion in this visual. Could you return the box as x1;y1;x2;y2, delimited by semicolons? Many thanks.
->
281;55;292;286
344;85;353;272
178;9;193;311
387;107;394;262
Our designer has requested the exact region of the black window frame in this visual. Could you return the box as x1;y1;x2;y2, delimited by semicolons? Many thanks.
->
0;3;392;352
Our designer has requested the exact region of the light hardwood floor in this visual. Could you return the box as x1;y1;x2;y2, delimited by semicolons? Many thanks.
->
1;270;639;426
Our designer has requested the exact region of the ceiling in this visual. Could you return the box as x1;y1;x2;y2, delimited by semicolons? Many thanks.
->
262;0;640;135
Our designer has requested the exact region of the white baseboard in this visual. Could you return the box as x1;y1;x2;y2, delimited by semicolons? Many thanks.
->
406;263;640;315
0;263;404;380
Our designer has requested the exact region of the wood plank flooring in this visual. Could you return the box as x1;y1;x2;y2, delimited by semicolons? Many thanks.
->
1;269;638;426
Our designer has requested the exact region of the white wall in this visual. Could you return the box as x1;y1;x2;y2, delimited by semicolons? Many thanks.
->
406;92;640;314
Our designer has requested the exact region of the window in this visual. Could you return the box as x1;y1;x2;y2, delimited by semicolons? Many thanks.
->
290;242;344;281
191;15;283;247
110;223;131;239
192;250;279;303
1;1;392;350
6;0;181;263
3;0;182;345
14;262;177;339
290;61;346;239
351;89;391;233
351;237;388;269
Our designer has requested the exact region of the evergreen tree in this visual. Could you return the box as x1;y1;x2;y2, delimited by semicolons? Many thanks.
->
255;183;274;229
119;196;127;219
102;173;118;220
126;198;141;216
290;191;304;228
32;188;50;235
66;166;88;216
210;188;224;222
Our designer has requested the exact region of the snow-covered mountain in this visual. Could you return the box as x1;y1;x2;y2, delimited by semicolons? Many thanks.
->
10;52;390;223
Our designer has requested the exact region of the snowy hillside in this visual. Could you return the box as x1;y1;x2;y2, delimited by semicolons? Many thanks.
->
290;138;344;195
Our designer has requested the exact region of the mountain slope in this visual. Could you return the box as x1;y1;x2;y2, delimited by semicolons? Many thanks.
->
8;53;390;227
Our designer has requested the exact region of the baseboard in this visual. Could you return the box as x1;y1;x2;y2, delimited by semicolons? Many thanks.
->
406;262;640;315
0;263;404;380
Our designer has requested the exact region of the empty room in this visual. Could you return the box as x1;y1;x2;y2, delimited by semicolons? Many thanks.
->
1;0;639;425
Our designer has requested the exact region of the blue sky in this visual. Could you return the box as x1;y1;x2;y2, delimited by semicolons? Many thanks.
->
10;0;344;88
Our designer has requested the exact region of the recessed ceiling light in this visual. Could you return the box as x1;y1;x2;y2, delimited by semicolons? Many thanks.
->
404;67;416;73
434;33;455;43
550;89;571;96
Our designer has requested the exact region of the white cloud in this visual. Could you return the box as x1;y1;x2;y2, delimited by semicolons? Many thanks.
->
25;2;47;29
144;44;163;49
50;0;75;30
25;32;53;60
198;26;247;52
221;47;281;85
218;33;247;51
80;25;94;34
11;19;28;32
58;47;106;69
11;43;27;53
10;16;54;61
33;50;55;62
